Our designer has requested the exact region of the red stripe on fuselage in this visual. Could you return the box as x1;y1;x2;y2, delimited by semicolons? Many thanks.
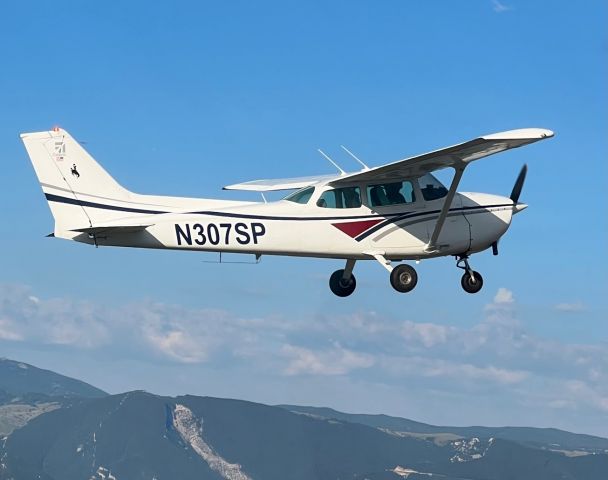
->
332;219;383;238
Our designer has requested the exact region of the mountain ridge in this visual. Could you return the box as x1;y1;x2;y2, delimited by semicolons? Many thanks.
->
1;358;607;480
278;404;608;452
0;358;107;398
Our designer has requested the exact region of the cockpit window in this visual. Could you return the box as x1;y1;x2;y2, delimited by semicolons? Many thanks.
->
367;181;415;207
316;186;362;209
418;174;448;201
285;186;315;204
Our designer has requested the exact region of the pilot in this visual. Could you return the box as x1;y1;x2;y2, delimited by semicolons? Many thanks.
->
385;183;406;204
422;184;437;200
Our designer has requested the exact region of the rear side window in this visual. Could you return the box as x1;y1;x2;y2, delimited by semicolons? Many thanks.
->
317;186;362;209
285;187;315;204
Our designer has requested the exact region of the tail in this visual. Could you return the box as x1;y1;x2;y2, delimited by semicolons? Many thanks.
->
21;128;137;237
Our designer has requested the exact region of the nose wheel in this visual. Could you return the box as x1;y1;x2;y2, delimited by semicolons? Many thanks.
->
456;256;483;294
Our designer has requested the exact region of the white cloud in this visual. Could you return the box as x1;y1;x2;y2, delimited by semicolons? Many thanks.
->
492;0;511;13
0;318;23;341
401;321;450;348
281;343;374;376
555;302;585;313
145;329;208;364
493;287;514;305
380;355;529;385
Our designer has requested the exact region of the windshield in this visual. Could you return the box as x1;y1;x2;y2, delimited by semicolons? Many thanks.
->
284;186;315;204
418;173;448;201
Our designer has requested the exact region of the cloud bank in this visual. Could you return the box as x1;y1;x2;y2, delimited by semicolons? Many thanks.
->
1;284;606;424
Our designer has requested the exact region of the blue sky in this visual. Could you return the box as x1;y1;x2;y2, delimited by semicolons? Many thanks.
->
0;1;606;435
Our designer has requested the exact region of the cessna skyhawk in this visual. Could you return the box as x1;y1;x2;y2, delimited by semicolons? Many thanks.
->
22;127;553;297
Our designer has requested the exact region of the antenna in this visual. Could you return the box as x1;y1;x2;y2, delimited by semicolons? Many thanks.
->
317;149;346;175
340;145;369;170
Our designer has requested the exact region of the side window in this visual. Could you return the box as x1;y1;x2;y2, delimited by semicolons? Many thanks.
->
317;186;362;208
418;174;448;201
367;181;415;207
285;186;315;204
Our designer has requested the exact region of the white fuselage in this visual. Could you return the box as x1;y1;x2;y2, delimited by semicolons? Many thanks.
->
62;189;514;261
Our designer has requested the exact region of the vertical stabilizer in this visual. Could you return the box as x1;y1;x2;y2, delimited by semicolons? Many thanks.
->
21;128;133;234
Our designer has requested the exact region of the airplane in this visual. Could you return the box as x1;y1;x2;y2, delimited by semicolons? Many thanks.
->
21;127;553;297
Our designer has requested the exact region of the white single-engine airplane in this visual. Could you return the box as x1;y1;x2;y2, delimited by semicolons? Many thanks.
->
22;127;553;297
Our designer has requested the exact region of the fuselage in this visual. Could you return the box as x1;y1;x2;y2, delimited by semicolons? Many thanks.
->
63;187;515;261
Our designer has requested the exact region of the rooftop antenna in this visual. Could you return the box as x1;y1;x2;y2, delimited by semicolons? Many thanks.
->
317;149;346;175
340;145;369;170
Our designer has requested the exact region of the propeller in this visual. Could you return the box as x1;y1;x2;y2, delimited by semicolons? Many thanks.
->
510;164;528;204
492;164;528;256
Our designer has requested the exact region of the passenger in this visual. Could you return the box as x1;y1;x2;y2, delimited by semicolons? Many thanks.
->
370;186;389;207
344;188;361;208
385;183;406;204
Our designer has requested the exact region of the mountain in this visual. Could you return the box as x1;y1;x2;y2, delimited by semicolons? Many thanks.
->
0;358;106;398
279;405;608;454
0;358;107;436
0;359;607;480
2;391;607;480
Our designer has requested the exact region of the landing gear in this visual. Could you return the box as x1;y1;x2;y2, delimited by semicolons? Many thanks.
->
329;270;356;297
456;256;484;294
329;259;357;297
390;264;418;293
368;253;419;294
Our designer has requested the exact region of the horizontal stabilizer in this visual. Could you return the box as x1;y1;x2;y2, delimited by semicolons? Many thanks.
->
70;224;153;234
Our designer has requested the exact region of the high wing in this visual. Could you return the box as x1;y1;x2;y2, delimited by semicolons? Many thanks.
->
223;173;341;192
329;128;554;186
222;128;553;192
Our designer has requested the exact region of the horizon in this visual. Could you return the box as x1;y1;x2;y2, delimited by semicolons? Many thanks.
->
3;356;607;439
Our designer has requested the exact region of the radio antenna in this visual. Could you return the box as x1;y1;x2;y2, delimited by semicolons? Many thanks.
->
317;149;346;175
340;145;369;170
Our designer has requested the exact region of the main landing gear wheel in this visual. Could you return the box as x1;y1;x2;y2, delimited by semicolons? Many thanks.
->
329;269;357;297
461;271;484;294
390;264;418;293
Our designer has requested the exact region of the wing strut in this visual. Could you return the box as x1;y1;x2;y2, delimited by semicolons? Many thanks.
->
425;166;466;253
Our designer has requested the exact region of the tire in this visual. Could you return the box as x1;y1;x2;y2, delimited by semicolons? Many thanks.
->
329;269;357;297
461;271;484;294
390;264;418;293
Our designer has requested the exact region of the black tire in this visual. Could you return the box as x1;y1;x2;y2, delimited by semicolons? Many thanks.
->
461;271;484;294
329;269;357;297
390;264;418;293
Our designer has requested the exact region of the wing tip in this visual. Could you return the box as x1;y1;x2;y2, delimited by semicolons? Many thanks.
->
482;128;554;141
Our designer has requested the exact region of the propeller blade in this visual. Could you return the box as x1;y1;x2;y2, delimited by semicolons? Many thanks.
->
510;164;528;204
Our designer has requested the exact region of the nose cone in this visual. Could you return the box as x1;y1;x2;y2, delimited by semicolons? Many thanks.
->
513;203;528;214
